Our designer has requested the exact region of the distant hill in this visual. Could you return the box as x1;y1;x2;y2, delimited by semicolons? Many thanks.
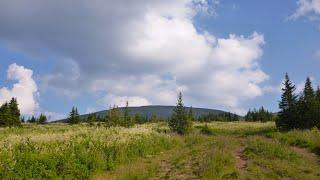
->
54;105;235;123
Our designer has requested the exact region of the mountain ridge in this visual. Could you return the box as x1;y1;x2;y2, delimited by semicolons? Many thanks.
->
54;105;237;123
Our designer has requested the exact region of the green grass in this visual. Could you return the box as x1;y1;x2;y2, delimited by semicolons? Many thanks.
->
0;121;319;179
243;136;320;180
267;128;320;155
0;123;178;179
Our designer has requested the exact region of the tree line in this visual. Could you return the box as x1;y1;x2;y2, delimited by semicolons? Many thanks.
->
244;107;276;122
66;92;192;134
0;97;49;127
67;92;240;134
276;74;320;130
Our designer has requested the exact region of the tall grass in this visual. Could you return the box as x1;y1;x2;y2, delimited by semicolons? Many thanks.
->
267;128;320;155
0;123;178;179
244;136;320;179
195;121;276;136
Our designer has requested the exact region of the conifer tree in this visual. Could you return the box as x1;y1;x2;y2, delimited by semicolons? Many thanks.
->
21;116;25;123
28;116;37;123
0;98;21;127
315;87;320;128
316;87;320;102
0;102;10;126
9;98;20;119
38;114;47;124
297;77;316;128
68;107;80;124
276;73;298;130
168;92;191;134
107;105;121;126
123;101;133;127
188;106;195;121
87;113;96;126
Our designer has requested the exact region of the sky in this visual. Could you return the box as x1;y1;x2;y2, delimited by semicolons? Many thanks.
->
0;0;320;120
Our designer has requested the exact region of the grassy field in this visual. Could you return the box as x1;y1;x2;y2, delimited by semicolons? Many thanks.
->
0;122;319;179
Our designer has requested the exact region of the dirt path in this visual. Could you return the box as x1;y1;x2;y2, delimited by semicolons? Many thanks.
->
92;141;200;180
234;137;248;171
291;146;319;164
235;146;247;170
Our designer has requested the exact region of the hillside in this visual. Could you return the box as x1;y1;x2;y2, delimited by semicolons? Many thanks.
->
55;105;233;122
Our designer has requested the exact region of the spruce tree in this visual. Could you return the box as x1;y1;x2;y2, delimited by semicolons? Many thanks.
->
21;116;25;123
28;116;37;123
0;103;10;126
316;87;320;102
0;98;21;127
298;77;316;129
276;73;298;130
123;101;133;127
303;77;315;102
168;92;191;134
68;107;80;124
107;105;121;126
315;87;320;128
38;114;47;124
8;98;21;126
188;106;195;121
87;113;96;126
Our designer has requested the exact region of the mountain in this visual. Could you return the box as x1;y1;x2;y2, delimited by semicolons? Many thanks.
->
54;105;234;123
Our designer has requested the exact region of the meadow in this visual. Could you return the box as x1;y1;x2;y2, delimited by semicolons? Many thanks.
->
0;122;319;179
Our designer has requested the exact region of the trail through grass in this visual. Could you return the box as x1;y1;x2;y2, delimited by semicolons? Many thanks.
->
94;122;320;180
0;122;319;179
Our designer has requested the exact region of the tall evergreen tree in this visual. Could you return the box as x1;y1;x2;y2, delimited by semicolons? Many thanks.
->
86;113;96;125
68;107;80;124
122;101;133;127
168;92;191;134
315;87;320;128
297;77;316;129
28;116;37;123
38;114;47;124
0;102;10;126
188;106;195;121
276;73;298;130
9;98;20;119
107;105;121;126
0;98;21;127
21;116;25;123
316;87;320;102
303;77;315;102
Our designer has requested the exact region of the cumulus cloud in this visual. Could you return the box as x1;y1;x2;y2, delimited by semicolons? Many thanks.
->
103;94;151;107
43;111;66;121
0;63;39;115
290;0;320;20
0;0;268;113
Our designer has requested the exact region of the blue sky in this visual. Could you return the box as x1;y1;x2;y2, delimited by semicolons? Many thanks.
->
0;0;320;119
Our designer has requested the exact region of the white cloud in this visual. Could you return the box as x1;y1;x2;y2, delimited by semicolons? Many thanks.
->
290;0;320;20
43;111;66;121
0;0;269;112
103;94;151;107
91;75;184;106
262;84;282;93
0;63;39;115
